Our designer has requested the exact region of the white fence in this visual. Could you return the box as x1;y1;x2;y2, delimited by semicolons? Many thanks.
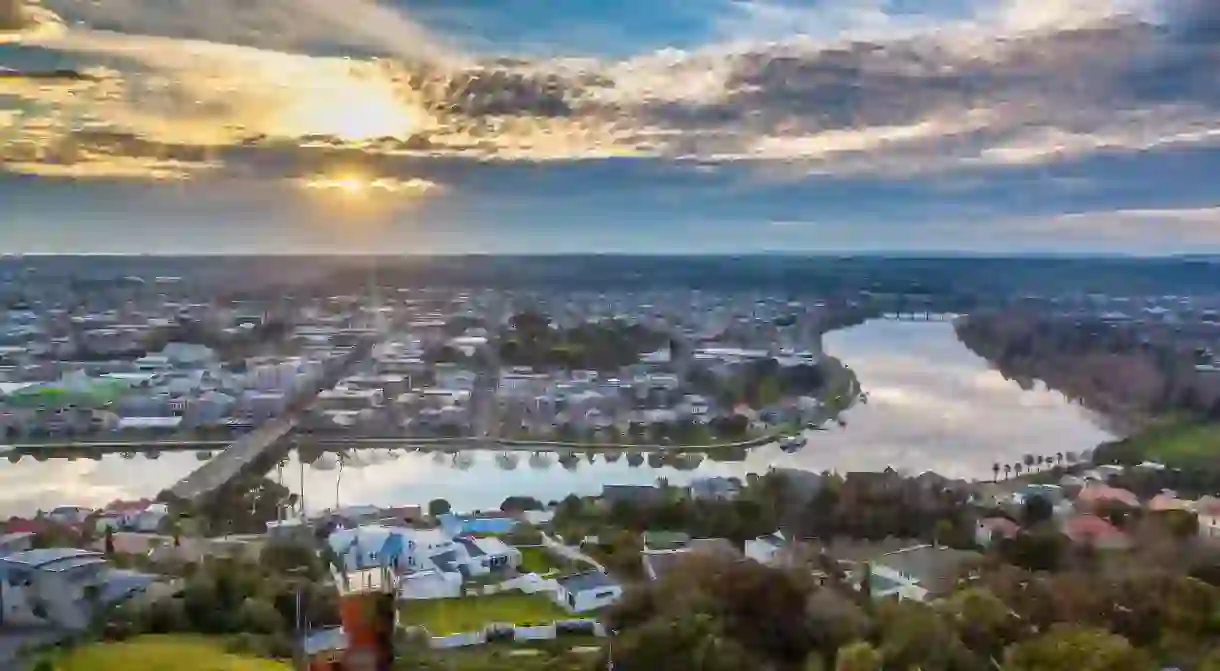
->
410;619;605;649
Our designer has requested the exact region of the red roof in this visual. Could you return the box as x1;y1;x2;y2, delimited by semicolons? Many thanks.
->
1077;484;1140;508
1063;514;1127;542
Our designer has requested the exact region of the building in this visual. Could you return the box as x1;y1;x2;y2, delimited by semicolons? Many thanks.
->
860;545;981;602
553;571;622;613
1061;514;1132;550
974;518;1020;548
327;525;520;581
688;476;741;501
0;548;153;630
744;531;788;566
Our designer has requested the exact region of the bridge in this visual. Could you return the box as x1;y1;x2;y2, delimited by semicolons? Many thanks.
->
879;312;959;322
166;337;377;502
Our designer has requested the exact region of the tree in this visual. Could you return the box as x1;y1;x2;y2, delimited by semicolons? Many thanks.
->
500;496;544;513
104;527;115;556
1022;495;1054;526
428;499;451;517
1003;626;1149;671
942;588;1019;659
1004;464;1012;480
993;462;1001;482
835;641;881;671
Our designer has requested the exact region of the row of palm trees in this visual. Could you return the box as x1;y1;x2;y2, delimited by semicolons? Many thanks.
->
992;450;1081;482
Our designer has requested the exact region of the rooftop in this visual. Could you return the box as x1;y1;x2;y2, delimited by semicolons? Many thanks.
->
0;547;102;569
556;570;619;594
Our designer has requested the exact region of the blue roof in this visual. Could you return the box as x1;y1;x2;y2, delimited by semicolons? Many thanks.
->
0;547;101;569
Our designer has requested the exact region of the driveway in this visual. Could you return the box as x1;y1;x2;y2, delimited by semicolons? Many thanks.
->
540;532;605;572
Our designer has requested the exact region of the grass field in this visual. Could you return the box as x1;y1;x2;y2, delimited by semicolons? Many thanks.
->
401;593;570;635
1119;420;1220;463
41;635;288;671
517;546;564;574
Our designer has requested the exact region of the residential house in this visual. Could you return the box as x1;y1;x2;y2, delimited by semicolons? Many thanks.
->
552;571;622;613
1075;484;1140;513
688;476;741;501
1195;496;1220;541
327;524;520;583
0;547;153;630
859;545;982;602
1062;514;1132;550
642;538;739;582
0;532;34;557
974;518;1020;548
744;531;789;567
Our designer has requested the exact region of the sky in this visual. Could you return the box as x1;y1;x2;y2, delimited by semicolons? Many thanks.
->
2;0;1220;254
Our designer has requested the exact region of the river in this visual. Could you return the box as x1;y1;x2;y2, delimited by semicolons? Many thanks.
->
0;319;1116;517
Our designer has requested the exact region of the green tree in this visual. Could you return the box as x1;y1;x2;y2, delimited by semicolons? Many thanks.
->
1003;626;1149;671
428;498;452;517
942;588;1018;659
835;641;882;671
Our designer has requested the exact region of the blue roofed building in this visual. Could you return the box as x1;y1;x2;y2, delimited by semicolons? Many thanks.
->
0;547;154;630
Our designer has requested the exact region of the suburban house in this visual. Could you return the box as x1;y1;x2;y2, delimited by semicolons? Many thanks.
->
688;476;741;501
0;547;153;630
327;524;521;583
974;518;1020;548
1075;484;1140;513
95;500;169;534
744;531;789;566
642;538;739;582
1061;514;1132;550
552;571;622;613
1197;497;1220;540
859;545;981;602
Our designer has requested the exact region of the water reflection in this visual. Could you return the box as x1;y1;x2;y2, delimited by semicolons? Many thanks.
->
0;320;1115;516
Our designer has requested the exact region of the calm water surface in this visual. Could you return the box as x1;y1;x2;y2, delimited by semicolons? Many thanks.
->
0;320;1117;516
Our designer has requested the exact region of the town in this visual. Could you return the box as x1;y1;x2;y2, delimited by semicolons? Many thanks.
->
2;254;1220;671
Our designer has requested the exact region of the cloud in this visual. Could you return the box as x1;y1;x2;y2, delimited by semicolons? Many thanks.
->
2;0;1220;182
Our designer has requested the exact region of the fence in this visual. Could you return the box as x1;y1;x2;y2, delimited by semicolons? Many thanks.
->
408;618;605;649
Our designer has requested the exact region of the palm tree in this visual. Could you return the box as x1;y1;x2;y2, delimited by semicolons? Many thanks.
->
1036;455;1045;471
992;463;1001;482
1004;464;1012;480
1056;452;1064;467
1014;463;1024;478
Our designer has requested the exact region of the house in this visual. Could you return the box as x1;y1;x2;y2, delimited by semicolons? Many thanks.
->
553;571;622;613
1075;484;1140;512
327;524;520;583
0;547;153;630
1195;496;1220;540
398;569;462;600
975;518;1020;548
96;500;168;533
860;545;981;602
1147;492;1193;513
0;532;34;557
46;506;95;525
688;476;741;501
642;538;739;582
744;531;788;566
1062;514;1132;550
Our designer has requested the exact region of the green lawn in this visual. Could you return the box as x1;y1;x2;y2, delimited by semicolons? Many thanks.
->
1119;420;1220;463
517;546;564;574
401;593;570;635
41;635;288;671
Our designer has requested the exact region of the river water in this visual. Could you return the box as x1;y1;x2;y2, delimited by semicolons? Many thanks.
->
0;320;1117;517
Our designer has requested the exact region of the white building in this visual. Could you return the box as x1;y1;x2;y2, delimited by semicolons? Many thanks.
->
0;548;153;630
326;525;521;585
552;571;622;613
744;531;787;566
